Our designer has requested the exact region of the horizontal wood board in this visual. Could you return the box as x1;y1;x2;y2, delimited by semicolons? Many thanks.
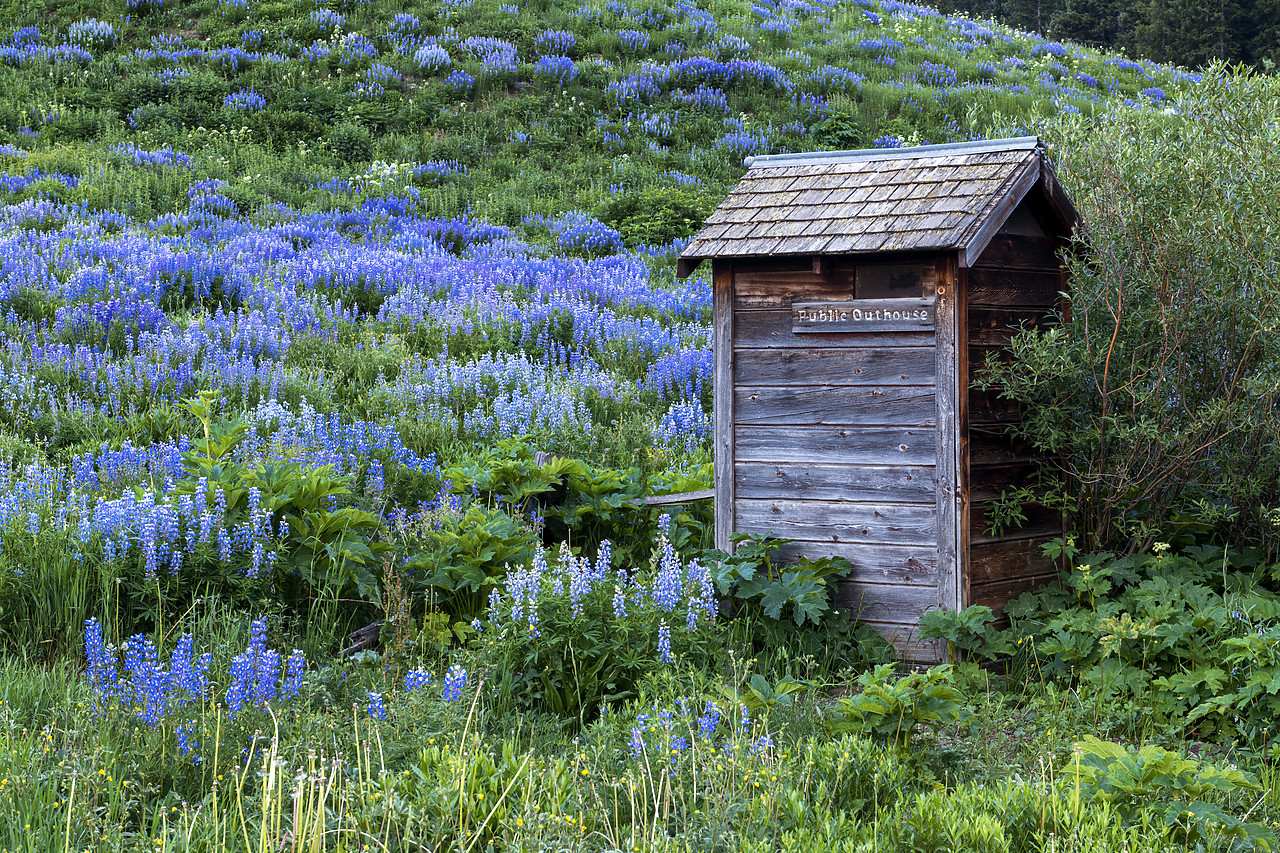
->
857;621;945;663
733;259;937;309
735;386;936;427
735;499;937;546
734;347;935;386
973;234;1063;270
968;307;1052;346
970;501;1062;544
773;541;938;587
969;536;1058;583
831;576;939;621
735;425;936;463
969;572;1059;616
736;462;935;501
968;461;1041;501
970;429;1038;465
967;268;1062;309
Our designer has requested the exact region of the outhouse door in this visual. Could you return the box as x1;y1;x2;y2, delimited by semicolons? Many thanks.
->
724;255;963;657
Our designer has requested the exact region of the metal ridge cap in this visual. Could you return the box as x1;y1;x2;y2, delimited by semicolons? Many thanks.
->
743;136;1042;169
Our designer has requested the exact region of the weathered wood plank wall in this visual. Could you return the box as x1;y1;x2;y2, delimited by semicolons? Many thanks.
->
728;256;943;659
965;219;1065;615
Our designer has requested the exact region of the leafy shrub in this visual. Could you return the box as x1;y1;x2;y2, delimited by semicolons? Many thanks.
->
326;122;374;163
918;603;1014;664
810;108;866;149
986;75;1280;553
708;533;854;627
598;185;715;247
1067;736;1275;848
730;672;811;716
405;504;539;618
828;663;967;749
441;439;646;556
986;542;1280;745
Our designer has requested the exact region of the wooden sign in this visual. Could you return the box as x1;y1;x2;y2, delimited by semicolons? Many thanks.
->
792;298;936;333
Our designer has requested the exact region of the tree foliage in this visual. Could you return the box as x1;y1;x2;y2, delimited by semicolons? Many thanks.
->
939;0;1280;69
983;67;1280;554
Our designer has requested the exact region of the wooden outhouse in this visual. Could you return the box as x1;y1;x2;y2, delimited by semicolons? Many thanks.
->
676;137;1079;662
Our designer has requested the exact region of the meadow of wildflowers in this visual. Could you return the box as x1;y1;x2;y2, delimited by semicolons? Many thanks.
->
0;0;1261;848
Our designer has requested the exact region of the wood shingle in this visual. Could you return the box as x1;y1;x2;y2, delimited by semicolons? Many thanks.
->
681;137;1081;272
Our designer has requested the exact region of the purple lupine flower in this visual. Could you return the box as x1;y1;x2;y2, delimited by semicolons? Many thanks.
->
446;69;475;91
255;648;280;706
535;30;575;54
367;692;386;719
612;577;628;619
249;541;264;578
697;701;720;738
669;735;688;768
223;88;265;110
629;726;645;757
534;54;576;86
403;669;431;692
226;619;277;717
283;650;306;696
657;622;672;664
568;555;591;619
84;618;118;701
443;665;468;703
175;722;197;756
169;633;210;703
123;634;167;725
652;544;682;613
225;653;253;717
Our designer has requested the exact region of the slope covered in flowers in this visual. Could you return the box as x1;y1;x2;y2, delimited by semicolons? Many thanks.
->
0;0;1204;646
0;0;1195;458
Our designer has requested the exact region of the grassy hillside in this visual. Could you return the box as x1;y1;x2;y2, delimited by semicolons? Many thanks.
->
4;1;1278;851
0;0;1194;473
0;0;1192;234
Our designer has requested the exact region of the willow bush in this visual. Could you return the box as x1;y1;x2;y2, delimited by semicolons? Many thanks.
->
985;65;1280;555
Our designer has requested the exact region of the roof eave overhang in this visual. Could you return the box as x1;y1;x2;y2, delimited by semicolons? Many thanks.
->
676;142;1082;278
676;257;704;279
956;153;1043;269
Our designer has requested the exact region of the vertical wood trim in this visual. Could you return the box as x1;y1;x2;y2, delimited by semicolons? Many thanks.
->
934;253;963;618
713;261;736;553
956;260;971;610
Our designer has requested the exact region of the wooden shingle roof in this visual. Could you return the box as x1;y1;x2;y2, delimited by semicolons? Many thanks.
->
679;137;1077;276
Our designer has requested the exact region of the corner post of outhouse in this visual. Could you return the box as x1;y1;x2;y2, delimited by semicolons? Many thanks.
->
934;252;969;617
712;260;735;553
